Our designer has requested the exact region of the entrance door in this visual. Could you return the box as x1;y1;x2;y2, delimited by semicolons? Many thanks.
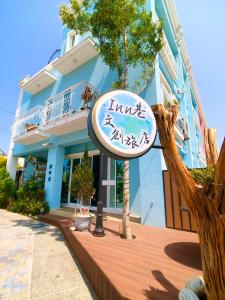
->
61;154;101;207
61;159;71;203
61;154;124;210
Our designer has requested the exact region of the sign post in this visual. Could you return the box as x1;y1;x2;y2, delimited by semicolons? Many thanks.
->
93;151;105;237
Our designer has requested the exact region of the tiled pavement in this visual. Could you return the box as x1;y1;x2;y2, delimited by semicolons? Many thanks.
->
0;209;97;300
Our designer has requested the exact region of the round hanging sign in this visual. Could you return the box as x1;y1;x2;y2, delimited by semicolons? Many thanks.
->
88;90;156;160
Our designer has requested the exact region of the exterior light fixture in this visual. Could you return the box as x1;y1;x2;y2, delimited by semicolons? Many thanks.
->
42;142;53;147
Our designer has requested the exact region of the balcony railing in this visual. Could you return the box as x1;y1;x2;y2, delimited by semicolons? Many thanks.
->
14;81;99;142
193;109;200;129
160;32;178;80
42;81;98;126
176;117;185;134
14;106;44;140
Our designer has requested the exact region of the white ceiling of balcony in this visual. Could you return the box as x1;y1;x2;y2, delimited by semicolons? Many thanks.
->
14;130;47;145
20;70;57;95
52;38;99;75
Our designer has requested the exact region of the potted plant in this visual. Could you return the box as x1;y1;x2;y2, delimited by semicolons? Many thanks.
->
81;85;96;110
70;148;95;231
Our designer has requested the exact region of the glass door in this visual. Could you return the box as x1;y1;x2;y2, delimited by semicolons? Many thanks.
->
91;155;100;207
70;158;81;204
61;154;100;206
108;159;123;209
61;159;71;203
61;154;123;209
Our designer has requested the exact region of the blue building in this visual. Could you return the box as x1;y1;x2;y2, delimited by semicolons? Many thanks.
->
7;0;206;227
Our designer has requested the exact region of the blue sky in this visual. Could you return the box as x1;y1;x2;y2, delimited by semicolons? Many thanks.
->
174;0;225;150
0;0;224;153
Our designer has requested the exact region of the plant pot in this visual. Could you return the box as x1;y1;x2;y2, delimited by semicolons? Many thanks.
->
74;215;93;231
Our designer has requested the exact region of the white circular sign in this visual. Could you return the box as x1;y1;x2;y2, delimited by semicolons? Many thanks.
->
91;90;156;159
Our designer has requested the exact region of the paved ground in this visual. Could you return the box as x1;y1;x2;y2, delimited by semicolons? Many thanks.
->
0;209;97;300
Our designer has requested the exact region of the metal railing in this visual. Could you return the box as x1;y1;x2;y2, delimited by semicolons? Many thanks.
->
14;81;99;139
176;117;185;134
42;81;98;126
14;106;44;139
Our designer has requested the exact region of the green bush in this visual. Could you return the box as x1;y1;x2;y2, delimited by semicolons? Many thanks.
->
70;148;94;206
9;178;49;217
190;166;215;185
0;156;7;168
0;167;16;208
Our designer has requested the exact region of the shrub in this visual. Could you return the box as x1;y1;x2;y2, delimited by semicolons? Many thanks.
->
0;156;7;168
0;167;16;208
9;178;49;217
190;166;215;185
70;148;94;206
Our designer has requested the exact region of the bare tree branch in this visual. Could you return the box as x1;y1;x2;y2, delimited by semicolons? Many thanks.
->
214;138;225;214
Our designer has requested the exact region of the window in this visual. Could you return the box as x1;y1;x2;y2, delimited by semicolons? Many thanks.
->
66;31;77;52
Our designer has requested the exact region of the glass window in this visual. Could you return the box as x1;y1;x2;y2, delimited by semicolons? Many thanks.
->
108;159;123;209
116;160;123;208
61;159;71;203
71;34;76;47
91;155;100;207
70;158;81;203
110;158;115;180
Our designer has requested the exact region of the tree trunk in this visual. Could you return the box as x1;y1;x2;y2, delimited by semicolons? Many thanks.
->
198;216;225;300
122;160;132;239
204;128;219;166
151;104;225;300
120;32;132;240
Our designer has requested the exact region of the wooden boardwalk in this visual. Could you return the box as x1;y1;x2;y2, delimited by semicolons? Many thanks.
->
39;214;202;300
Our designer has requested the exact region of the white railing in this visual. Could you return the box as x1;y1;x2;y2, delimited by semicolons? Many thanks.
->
14;106;44;139
14;81;99;140
176;117;185;134
160;32;177;79
193;109;200;129
42;81;98;126
163;32;177;73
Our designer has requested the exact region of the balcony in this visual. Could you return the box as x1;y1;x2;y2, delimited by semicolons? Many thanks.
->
52;38;99;75
19;66;57;95
14;81;99;144
14;106;48;145
193;109;200;130
160;32;178;81
175;117;185;143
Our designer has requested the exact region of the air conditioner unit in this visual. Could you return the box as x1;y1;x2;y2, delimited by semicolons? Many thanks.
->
183;119;190;140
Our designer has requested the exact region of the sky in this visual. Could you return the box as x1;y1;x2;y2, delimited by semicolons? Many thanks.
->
0;0;224;154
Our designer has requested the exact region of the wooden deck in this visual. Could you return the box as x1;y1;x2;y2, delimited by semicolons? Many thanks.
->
39;214;202;300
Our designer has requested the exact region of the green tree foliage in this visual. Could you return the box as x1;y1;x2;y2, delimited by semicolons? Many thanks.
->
70;148;94;206
0;167;16;208
59;0;163;90
0;156;7;168
9;179;49;217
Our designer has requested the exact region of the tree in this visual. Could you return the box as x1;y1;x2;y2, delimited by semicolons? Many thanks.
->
152;103;225;300
0;167;16;209
0;156;7;168
59;0;163;239
70;148;94;206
